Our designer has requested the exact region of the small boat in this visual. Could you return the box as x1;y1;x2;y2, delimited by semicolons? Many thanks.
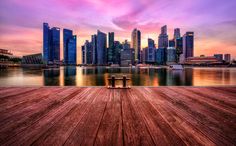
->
169;64;184;70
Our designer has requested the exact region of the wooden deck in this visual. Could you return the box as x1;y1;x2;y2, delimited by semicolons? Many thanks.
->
0;87;235;146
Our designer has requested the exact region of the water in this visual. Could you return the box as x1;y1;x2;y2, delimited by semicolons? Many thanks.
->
0;67;236;86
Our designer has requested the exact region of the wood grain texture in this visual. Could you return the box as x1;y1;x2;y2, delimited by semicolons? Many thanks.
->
0;87;235;146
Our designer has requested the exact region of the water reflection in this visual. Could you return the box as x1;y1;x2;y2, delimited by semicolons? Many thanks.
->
43;69;60;86
64;67;76;86
0;67;235;86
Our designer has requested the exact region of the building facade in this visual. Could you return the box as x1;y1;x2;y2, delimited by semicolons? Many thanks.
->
156;48;166;65
174;28;181;39
43;23;60;63
91;34;97;64
63;29;77;65
108;32;114;64
167;47;176;64
113;41;122;64
131;28;141;63
97;30;107;65
22;53;43;64
180;32;194;63
144;38;156;63
158;25;168;48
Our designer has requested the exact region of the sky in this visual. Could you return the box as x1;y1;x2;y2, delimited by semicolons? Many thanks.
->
0;0;236;63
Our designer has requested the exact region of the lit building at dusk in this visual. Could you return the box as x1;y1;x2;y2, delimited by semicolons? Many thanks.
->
43;23;60;64
180;32;194;63
167;47;176;64
155;48;166;65
96;30;107;65
108;32;115;64
158;25;168;48
131;28;141;63
63;29;77;65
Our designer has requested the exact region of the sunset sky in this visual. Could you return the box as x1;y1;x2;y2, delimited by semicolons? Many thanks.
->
0;0;236;63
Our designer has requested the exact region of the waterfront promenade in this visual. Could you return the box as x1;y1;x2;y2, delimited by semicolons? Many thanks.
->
0;87;235;145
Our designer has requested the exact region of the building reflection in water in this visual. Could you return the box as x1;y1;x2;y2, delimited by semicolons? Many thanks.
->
64;67;76;86
43;69;60;86
38;67;236;86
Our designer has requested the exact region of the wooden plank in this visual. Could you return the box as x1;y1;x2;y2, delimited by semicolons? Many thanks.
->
120;89;155;145
94;89;123;146
136;87;215;145
0;87;85;145
154;87;235;145
63;88;110;145
0;87;235;146
31;88;104;145
126;88;186;146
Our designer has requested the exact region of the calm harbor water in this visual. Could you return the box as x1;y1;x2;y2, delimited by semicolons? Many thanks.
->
0;67;236;86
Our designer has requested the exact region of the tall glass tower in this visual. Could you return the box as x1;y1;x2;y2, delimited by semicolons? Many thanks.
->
131;28;141;63
43;23;60;63
97;30;107;65
63;29;76;65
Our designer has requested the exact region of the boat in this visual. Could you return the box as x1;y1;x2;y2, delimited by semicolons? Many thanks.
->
169;64;184;70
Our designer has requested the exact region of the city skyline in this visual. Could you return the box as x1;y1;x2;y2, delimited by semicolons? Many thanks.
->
0;0;236;63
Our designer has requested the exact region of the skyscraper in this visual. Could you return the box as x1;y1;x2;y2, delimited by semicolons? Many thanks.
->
97;30;107;65
113;41;122;64
167;47;176;64
108;32;114;64
180;32;194;62
155;48;166;65
51;27;60;62
146;38;156;63
91;34;97;64
67;35;77;64
174;28;181;39
158;25;168;48
43;23;50;62
131;28;141;63
84;40;93;64
82;45;85;64
43;23;60;63
63;29;76;65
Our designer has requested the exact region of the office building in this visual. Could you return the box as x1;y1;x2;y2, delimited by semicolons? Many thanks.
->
97;30;107;65
43;23;60;63
63;29;77;65
224;54;231;63
82;45;85;64
156;48;166;65
180;32;194;62
113;41;122;64
167;47;176;64
120;45;135;67
108;32;114;64
174;28;181;39
158;25;168;48
84;40;93;64
91;34;97;64
144;38;156;63
169;39;175;47
214;54;223;62
131;28;141;63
